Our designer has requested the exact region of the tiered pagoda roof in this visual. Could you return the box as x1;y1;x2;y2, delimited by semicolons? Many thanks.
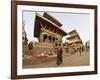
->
43;12;62;27
67;29;83;45
34;13;67;38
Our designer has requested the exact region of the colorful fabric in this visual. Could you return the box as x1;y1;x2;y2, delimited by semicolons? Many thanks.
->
57;48;62;56
56;48;63;65
56;55;62;65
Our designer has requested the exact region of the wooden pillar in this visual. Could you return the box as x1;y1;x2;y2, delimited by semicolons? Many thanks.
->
51;36;53;42
39;34;44;42
46;35;49;42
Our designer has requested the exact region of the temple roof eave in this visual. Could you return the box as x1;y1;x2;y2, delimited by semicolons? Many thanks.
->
43;12;62;27
68;29;76;35
67;40;83;45
37;14;67;35
66;34;80;40
36;14;67;35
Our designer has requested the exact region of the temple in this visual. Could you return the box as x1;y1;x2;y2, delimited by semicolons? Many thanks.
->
34;12;67;43
32;12;68;56
67;30;83;45
66;30;83;52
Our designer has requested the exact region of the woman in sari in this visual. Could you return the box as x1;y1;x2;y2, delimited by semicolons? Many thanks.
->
56;44;63;65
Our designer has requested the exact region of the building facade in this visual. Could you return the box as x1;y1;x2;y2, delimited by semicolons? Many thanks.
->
66;30;83;53
34;13;67;43
33;12;68;56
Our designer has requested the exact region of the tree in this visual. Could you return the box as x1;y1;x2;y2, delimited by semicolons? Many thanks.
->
28;42;33;54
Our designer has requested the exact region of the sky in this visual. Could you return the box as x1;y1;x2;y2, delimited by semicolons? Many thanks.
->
23;11;90;45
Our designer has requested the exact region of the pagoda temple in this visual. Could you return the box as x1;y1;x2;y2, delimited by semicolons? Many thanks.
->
33;12;68;56
34;12;67;43
66;30;83;52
